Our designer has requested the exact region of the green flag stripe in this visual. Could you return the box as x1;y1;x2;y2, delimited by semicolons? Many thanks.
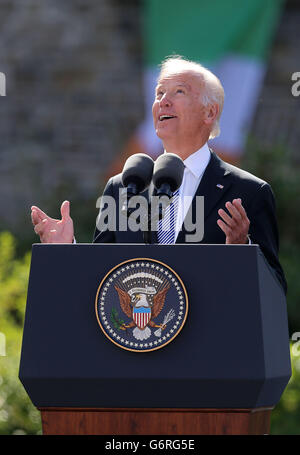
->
143;0;284;65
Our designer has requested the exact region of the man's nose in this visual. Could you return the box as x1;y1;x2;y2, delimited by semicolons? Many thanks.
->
159;93;172;107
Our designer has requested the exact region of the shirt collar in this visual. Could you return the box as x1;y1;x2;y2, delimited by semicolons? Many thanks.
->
183;143;211;179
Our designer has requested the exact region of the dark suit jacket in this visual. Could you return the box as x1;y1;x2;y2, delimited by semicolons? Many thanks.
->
94;151;287;294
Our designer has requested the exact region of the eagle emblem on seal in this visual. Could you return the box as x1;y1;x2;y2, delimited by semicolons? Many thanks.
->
114;282;170;340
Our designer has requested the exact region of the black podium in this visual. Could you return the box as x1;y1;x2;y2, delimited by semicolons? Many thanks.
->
19;244;291;434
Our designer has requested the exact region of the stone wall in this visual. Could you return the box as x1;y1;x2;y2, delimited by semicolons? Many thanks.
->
250;0;300;160
0;0;143;236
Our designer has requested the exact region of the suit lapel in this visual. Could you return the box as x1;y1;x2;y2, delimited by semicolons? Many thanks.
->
176;151;232;243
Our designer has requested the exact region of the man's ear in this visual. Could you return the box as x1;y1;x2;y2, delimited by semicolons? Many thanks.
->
204;104;219;126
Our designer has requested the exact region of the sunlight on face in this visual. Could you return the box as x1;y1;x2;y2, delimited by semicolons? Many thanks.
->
152;71;208;145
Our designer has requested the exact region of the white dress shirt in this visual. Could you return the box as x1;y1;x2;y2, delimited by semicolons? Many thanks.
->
172;143;211;242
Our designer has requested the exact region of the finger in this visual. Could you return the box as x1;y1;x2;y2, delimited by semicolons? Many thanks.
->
60;200;70;221
217;218;231;237
225;201;242;221
217;208;236;228
31;206;50;221
232;199;249;221
31;209;43;226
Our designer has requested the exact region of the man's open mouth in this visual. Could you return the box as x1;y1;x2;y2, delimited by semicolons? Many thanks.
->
159;115;177;121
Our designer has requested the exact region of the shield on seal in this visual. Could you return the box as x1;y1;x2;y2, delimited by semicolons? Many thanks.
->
133;307;151;330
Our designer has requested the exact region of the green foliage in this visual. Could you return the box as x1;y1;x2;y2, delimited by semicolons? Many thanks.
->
271;346;300;434
0;232;41;434
111;307;125;330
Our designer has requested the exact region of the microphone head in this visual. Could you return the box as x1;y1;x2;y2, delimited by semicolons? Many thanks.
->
152;153;185;193
121;153;154;193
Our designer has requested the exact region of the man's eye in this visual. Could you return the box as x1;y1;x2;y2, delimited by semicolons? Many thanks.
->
156;91;164;98
176;89;184;94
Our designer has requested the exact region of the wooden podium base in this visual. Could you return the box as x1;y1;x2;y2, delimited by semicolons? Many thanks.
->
39;407;272;435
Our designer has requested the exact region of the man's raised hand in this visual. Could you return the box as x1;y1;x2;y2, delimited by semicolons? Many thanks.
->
217;198;250;244
31;200;74;243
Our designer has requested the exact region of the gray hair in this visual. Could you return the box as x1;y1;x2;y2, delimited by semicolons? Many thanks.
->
158;56;224;139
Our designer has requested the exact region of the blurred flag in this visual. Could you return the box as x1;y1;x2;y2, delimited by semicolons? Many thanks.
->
107;0;284;177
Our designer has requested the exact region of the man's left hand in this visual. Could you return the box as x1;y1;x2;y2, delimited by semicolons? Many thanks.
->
217;198;250;244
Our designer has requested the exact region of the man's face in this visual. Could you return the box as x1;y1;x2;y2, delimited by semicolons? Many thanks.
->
152;71;208;145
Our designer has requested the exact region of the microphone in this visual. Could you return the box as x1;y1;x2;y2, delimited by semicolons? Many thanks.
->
121;153;154;218
152;153;185;198
151;153;185;228
121;153;154;197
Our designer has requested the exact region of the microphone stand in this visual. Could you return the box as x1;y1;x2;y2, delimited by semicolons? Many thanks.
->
121;186;153;244
121;184;173;245
142;189;172;244
143;213;152;244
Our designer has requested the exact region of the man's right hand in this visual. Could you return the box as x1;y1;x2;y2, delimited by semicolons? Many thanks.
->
31;200;74;243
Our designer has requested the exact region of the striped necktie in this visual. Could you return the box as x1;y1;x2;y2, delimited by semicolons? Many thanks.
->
157;189;179;244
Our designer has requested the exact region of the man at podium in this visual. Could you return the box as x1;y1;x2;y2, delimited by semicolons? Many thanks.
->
30;56;287;294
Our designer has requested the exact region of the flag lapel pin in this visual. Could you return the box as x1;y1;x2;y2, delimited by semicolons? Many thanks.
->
216;184;224;189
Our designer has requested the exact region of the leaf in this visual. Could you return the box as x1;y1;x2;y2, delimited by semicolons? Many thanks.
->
110;307;125;330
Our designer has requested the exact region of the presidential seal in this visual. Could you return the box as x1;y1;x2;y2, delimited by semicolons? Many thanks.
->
95;258;188;352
